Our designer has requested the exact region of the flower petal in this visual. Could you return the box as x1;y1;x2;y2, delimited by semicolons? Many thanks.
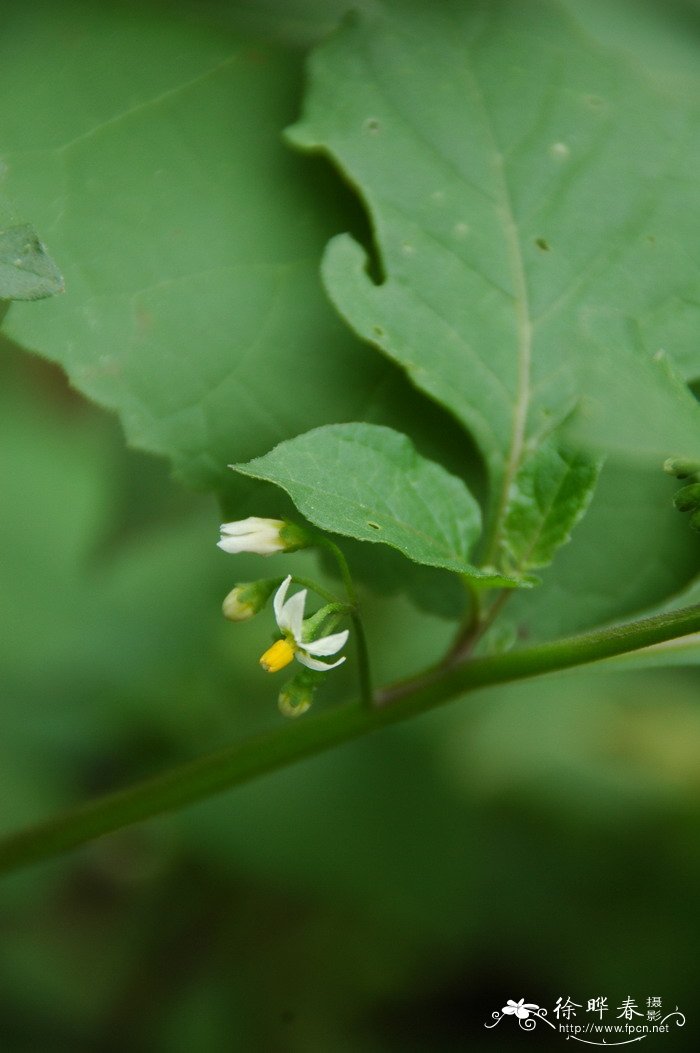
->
279;589;306;638
217;536;248;554
220;518;255;536
219;517;286;554
303;629;349;656
296;651;346;672
221;516;281;536
502;1007;516;1015
516;1008;530;1019
273;575;292;625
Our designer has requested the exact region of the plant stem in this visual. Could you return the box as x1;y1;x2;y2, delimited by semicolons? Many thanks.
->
291;576;341;605
1;602;700;876
442;581;514;667
317;537;374;708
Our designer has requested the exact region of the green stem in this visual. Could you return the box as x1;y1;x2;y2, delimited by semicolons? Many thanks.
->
442;579;516;668
317;536;374;708
1;602;700;876
442;577;486;666
349;612;373;704
318;537;356;604
290;576;341;606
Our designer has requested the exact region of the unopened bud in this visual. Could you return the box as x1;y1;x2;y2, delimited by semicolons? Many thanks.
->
218;517;311;556
673;484;700;513
664;457;700;480
278;668;323;719
222;578;280;621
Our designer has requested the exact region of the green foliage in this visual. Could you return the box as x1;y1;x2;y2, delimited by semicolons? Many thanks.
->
237;423;516;583
0;0;697;732
288;0;700;570
3;2;700;1048
504;459;699;642
501;442;601;576
0;0;399;493
2;0;699;603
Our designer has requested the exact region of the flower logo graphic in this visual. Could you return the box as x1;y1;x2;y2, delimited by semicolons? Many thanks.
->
486;998;551;1033
502;998;540;1020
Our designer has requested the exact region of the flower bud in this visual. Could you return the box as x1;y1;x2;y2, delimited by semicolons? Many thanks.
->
673;483;700;513
278;668;323;718
664;457;700;480
217;517;311;556
221;578;279;621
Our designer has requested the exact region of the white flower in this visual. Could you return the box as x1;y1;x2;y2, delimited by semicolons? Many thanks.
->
217;517;286;556
502;999;539;1020
259;575;349;673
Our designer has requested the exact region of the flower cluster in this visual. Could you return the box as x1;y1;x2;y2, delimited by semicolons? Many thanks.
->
216;517;350;716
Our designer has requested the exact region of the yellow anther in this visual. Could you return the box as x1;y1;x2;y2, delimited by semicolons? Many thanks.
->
259;637;295;673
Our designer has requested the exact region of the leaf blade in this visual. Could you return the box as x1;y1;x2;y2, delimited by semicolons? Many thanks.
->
235;422;520;585
502;441;602;575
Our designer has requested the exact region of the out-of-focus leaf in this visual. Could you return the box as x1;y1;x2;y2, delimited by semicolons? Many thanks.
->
0;1;399;493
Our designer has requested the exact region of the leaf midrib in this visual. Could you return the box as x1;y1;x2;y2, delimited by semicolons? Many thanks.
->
459;56;533;568
371;14;533;569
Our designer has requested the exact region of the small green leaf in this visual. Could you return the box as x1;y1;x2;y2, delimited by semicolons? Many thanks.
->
0;224;63;301
504;458;699;642
235;422;519;585
502;441;601;575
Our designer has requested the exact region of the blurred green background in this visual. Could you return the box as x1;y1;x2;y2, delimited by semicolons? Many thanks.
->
1;344;699;1050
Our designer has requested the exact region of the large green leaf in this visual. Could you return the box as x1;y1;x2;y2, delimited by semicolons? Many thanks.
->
287;0;700;574
235;422;518;583
0;1;400;493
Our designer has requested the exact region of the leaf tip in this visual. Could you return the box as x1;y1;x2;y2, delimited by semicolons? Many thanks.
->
283;121;318;153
